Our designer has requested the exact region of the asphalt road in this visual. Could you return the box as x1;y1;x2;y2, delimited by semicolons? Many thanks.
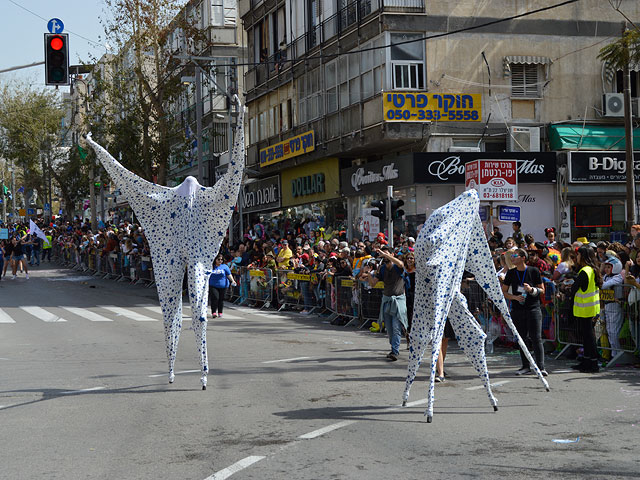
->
0;263;639;479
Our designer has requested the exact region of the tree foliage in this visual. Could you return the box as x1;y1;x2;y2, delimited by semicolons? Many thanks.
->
0;82;64;206
87;0;206;185
598;28;640;70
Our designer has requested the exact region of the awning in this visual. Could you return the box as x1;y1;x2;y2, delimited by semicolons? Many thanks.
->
503;56;551;77
548;124;640;150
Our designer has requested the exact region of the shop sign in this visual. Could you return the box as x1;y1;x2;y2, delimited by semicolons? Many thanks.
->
241;175;280;214
497;205;521;222
465;160;518;201
568;151;640;183
291;173;325;198
281;158;340;207
341;156;414;196
259;130;315;167
383;92;481;122
414;152;556;184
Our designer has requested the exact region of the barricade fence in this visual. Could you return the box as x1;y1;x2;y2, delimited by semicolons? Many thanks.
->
52;243;155;287
49;248;640;363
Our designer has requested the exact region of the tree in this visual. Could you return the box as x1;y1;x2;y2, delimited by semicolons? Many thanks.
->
88;0;207;185
0;82;65;213
49;145;90;220
598;18;640;225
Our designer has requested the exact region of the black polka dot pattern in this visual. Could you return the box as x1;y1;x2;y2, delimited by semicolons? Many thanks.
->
403;189;549;420
85;98;246;389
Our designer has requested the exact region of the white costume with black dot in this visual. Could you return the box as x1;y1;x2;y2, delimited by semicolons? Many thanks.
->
85;98;245;389
403;189;549;421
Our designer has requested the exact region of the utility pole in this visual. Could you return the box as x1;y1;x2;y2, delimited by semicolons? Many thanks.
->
623;24;637;225
90;163;96;230
195;66;204;185
387;185;393;249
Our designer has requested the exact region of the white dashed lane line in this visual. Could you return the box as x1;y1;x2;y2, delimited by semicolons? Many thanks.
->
298;420;357;439
148;369;200;378
204;455;266;480
465;380;510;391
60;387;106;395
262;357;311;364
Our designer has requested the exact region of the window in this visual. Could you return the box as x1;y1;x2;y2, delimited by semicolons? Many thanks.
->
298;68;321;123
211;0;237;27
390;33;425;90
510;64;541;98
615;70;639;98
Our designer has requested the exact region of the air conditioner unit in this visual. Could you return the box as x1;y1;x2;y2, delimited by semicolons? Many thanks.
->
508;126;541;152
448;146;481;152
603;93;624;117
632;97;640;117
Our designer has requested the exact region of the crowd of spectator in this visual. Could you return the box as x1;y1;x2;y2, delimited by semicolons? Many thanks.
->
2;216;639;370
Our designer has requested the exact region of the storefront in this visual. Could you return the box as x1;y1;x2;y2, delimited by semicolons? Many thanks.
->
341;156;417;239
564;150;640;243
412;152;558;242
276;157;345;238
241;175;281;231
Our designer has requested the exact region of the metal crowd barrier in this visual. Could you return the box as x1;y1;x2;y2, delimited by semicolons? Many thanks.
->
556;283;639;367
356;279;385;329
247;267;275;308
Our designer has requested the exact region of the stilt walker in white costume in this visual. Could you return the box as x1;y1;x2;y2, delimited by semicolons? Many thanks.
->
85;96;245;390
402;189;549;422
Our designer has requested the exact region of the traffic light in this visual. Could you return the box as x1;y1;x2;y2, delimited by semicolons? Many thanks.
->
371;199;387;222
94;182;102;188
391;198;405;220
44;33;69;86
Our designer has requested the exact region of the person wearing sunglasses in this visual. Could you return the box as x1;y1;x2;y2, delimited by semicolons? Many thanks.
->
501;248;547;376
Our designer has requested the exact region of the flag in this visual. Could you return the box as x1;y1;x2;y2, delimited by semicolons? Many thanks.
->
29;219;50;246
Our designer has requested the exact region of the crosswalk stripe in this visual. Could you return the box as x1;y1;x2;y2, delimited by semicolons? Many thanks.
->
99;306;158;322
0;309;16;323
61;307;113;322
143;306;190;320
20;306;67;323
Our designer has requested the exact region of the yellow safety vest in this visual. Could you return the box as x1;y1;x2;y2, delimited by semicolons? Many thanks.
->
573;265;600;318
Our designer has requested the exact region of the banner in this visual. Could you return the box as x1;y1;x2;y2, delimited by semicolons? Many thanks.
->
383;92;481;122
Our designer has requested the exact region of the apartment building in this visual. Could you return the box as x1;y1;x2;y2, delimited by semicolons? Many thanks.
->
239;0;640;243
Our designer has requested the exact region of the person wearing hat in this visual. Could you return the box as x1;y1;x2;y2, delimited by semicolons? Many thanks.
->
570;246;603;373
527;244;551;274
276;240;293;269
601;256;624;361
502;248;547;376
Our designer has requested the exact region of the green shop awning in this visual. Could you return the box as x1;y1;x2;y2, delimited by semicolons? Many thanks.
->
549;124;640;151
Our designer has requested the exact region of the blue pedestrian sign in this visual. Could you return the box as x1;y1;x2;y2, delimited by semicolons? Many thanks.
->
478;205;489;222
497;205;520;222
47;18;64;34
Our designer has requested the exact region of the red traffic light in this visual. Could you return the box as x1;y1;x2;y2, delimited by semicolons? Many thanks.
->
49;35;64;51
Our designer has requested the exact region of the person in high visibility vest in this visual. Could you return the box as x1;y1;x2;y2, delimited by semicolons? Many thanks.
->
571;246;603;373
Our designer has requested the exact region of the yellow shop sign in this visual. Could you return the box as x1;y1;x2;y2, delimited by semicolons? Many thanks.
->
383;92;481;122
259;130;315;167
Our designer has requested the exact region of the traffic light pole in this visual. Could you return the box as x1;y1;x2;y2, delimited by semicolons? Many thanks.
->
387;185;393;249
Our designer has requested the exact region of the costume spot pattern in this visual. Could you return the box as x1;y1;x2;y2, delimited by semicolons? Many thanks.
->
85;97;246;389
403;189;549;421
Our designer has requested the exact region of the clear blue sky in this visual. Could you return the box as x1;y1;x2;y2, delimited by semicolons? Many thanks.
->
0;0;106;87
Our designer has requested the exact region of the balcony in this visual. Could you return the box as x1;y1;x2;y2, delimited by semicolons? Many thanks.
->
245;0;424;94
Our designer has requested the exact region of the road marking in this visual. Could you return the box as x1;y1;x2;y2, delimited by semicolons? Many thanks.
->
143;306;190;320
61;387;106;394
20;306;67;322
99;306;158;322
0;309;16;323
299;420;357;439
262;357;310;364
148;369;200;378
466;380;510;391
61;307;113;322
205;455;266;480
552;369;574;374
